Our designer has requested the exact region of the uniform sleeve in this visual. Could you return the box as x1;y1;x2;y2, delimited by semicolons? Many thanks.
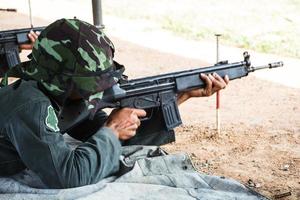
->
67;111;108;142
5;100;121;189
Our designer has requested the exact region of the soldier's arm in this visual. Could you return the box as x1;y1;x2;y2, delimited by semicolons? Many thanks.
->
5;99;121;188
66;110;109;142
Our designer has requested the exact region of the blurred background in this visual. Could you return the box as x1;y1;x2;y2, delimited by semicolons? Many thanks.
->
1;1;299;199
1;0;299;88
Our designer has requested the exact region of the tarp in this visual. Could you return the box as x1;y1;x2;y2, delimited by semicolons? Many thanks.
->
0;143;268;200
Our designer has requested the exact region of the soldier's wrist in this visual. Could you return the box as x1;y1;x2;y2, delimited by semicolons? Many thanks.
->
103;122;119;139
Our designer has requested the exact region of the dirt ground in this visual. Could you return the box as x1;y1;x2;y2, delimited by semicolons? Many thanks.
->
1;12;299;199
115;35;300;200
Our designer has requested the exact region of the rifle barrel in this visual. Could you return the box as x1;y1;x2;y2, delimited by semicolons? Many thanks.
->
0;26;45;44
249;61;283;72
0;26;45;36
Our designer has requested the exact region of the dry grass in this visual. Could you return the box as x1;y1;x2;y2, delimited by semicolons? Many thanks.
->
103;0;300;58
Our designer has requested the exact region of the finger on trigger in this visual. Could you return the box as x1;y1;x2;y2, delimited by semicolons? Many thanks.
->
133;109;147;117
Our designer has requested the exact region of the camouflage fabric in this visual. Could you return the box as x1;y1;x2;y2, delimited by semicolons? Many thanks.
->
3;18;123;117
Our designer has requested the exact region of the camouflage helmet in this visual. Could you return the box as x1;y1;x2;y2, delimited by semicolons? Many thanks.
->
4;18;124;116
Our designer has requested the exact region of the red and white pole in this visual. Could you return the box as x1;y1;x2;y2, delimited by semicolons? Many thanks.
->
215;34;221;134
216;90;220;134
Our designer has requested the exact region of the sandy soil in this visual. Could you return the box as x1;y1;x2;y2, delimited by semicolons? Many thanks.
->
1;11;299;199
115;33;300;200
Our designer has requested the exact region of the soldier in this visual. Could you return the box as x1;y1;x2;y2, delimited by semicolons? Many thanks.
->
0;18;229;188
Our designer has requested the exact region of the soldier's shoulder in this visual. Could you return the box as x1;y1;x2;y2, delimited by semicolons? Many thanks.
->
0;80;50;114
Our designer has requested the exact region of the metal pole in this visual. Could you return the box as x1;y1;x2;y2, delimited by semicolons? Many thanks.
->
92;0;105;29
215;34;221;134
216;34;221;62
28;0;33;28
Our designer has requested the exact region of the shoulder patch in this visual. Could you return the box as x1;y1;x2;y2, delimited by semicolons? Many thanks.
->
45;105;60;132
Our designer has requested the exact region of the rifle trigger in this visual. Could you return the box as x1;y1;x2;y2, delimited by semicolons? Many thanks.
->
139;108;154;121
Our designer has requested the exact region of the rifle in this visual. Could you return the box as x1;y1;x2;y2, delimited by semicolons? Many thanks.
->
0;26;45;75
103;52;283;131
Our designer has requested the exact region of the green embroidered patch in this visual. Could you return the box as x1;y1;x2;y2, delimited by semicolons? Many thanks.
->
45;105;60;132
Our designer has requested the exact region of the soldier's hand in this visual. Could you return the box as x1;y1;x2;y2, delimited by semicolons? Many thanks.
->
19;30;40;50
105;108;146;140
177;73;229;105
198;73;229;96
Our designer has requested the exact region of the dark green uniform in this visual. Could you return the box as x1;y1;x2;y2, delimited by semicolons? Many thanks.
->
0;18;176;189
0;80;121;188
